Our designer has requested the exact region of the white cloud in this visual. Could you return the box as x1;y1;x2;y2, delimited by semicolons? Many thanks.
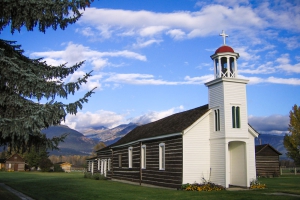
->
103;73;214;85
184;75;214;84
166;29;186;40
131;106;185;124
276;54;300;74
30;42;146;70
63;105;185;130
239;75;300;85
132;39;163;49
239;62;276;74
279;36;300;50
78;6;265;41
256;1;300;32
248;114;289;135
139;26;169;37
63;110;127;130
103;73;178;85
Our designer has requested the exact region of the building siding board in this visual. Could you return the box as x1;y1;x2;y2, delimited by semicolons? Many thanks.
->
210;140;226;186
183;114;210;184
255;144;281;176
110;136;183;188
223;81;248;138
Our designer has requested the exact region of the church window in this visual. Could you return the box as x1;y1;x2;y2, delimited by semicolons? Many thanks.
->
128;147;133;168
141;145;146;169
159;143;165;170
98;159;100;170
232;106;241;128
118;154;122;168
229;57;235;76
221;57;227;76
215;59;219;77
214;109;220;131
108;159;111;171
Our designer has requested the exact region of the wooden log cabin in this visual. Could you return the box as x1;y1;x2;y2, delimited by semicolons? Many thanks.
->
87;33;259;189
255;144;282;177
5;153;25;171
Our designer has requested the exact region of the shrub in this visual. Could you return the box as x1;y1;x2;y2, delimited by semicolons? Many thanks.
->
250;179;266;189
53;164;64;172
182;178;225;192
84;172;106;180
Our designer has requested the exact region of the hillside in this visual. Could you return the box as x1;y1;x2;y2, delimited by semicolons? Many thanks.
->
42;125;98;156
82;123;138;144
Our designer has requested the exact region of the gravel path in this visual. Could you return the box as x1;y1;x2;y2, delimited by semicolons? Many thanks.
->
0;183;34;200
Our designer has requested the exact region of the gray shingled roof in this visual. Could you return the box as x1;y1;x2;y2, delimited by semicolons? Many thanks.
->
111;104;209;147
255;144;282;155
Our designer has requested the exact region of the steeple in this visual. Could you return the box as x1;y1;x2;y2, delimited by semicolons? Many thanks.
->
210;30;239;79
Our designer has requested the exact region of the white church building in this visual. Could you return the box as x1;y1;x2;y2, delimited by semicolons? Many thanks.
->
88;31;259;189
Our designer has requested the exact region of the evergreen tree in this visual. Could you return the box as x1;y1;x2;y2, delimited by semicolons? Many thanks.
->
0;0;95;152
24;148;50;170
284;104;300;165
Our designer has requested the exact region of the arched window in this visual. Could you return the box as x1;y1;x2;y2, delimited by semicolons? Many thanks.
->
215;59;219;78
159;143;165;170
221;57;227;77
108;159;111;171
128;147;133;168
141;145;146;169
232;106;241;128
214;109;220;131
229;57;235;77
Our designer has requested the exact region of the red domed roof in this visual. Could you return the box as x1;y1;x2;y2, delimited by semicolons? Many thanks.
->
215;45;234;54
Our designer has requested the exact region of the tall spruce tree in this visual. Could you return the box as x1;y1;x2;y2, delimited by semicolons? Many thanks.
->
0;0;95;152
284;104;300;165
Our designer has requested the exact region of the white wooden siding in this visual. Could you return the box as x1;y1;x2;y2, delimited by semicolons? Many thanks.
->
223;81;248;138
247;131;257;186
210;139;226;186
182;115;210;184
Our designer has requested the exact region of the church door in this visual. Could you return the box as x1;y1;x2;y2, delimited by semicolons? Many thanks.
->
229;141;247;187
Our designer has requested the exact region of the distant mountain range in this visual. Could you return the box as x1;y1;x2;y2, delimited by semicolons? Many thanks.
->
43;123;138;155
43;124;289;159
42;125;98;156
82;123;139;145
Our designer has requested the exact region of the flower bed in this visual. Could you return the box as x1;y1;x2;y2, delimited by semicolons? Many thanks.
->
250;179;266;189
182;179;225;192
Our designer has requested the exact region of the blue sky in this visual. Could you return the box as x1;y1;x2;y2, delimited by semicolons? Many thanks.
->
2;0;300;135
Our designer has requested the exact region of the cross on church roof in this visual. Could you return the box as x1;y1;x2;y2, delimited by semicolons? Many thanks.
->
219;30;228;45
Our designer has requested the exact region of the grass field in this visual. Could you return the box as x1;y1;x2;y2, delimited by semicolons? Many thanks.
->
0;172;299;200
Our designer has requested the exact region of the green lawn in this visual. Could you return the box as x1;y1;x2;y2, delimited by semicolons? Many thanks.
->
0;172;299;200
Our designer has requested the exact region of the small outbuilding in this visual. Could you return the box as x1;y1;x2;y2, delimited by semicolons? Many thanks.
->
255;144;282;177
5;153;25;171
55;162;72;172
0;158;5;170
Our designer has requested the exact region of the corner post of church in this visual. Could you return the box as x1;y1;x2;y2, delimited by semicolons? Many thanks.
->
225;140;230;188
245;141;251;188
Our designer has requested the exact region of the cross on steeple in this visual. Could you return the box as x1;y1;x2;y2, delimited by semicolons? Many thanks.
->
219;30;228;45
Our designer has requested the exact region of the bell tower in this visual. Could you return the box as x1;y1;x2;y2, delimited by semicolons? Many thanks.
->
205;31;252;188
211;30;239;79
205;30;249;137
